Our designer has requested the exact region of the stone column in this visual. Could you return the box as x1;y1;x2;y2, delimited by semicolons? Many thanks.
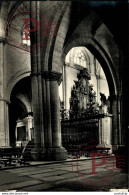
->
62;63;68;110
110;93;127;172
98;114;102;144
0;39;10;147
42;77;52;149
50;80;62;147
31;73;46;160
0;100;10;147
64;63;67;110
31;75;41;160
98;104;112;146
45;71;67;160
30;2;46;160
109;94;119;146
45;80;52;147
99;115;112;145
117;94;122;145
37;74;46;159
96;75;100;103
30;2;67;160
5;101;10;146
62;65;65;105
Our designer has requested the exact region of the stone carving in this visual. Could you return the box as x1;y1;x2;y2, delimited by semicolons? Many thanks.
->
100;92;106;105
86;84;99;115
99;92;110;114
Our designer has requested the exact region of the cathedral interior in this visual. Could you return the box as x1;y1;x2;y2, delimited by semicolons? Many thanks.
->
0;0;128;174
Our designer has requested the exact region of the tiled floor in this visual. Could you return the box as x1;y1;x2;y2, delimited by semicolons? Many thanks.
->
0;158;128;192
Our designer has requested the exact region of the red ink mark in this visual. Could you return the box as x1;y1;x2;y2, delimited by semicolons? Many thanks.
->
5;5;58;55
22;18;39;40
89;152;106;175
71;140;125;190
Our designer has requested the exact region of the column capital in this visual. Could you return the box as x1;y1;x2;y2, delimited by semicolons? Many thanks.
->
30;71;62;84
0;38;6;45
30;72;42;76
0;98;11;104
43;71;62;85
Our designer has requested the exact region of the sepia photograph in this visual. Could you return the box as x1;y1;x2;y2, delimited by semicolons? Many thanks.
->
0;0;128;193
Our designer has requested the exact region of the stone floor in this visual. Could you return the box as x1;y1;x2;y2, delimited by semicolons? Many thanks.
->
0;158;128;192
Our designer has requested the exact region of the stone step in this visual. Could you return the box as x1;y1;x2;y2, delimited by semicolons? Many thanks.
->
22;140;34;160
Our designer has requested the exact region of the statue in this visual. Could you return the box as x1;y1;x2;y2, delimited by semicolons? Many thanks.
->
99;92;109;114
100;92;106;105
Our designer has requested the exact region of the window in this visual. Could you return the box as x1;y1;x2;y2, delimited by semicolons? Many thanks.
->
73;49;86;67
22;27;31;46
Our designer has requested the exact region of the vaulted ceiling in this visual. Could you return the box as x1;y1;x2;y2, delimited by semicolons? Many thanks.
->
0;1;127;54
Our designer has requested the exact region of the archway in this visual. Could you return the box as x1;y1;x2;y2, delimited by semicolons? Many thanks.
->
9;77;33;147
60;46;114;154
59;14;121;148
60;47;109;110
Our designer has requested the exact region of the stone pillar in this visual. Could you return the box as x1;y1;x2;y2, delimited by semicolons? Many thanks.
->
99;115;112;146
44;71;67;160
110;94;127;172
45;80;52;147
0;39;10;147
50;80;62;147
0;100;10;147
30;2;67;160
5;101;10;146
30;2;46;160
98;104;113;152
117;94;122;145
42;77;52;149
63;63;68;110
96;75;100;103
37;74;46;159
109;95;119;146
31;75;41;160
31;74;46;160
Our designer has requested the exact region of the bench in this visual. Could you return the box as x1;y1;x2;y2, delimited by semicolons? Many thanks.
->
0;158;12;166
0;156;30;167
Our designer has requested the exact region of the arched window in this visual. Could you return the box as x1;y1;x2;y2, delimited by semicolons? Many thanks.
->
22;26;31;46
73;49;86;67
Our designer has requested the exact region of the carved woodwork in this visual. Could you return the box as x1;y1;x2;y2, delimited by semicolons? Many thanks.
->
69;68;99;119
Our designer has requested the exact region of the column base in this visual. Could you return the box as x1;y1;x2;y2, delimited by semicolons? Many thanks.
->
31;147;46;160
40;148;46;160
46;147;68;161
96;142;113;154
113;145;128;173
31;147;40;160
31;146;68;161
